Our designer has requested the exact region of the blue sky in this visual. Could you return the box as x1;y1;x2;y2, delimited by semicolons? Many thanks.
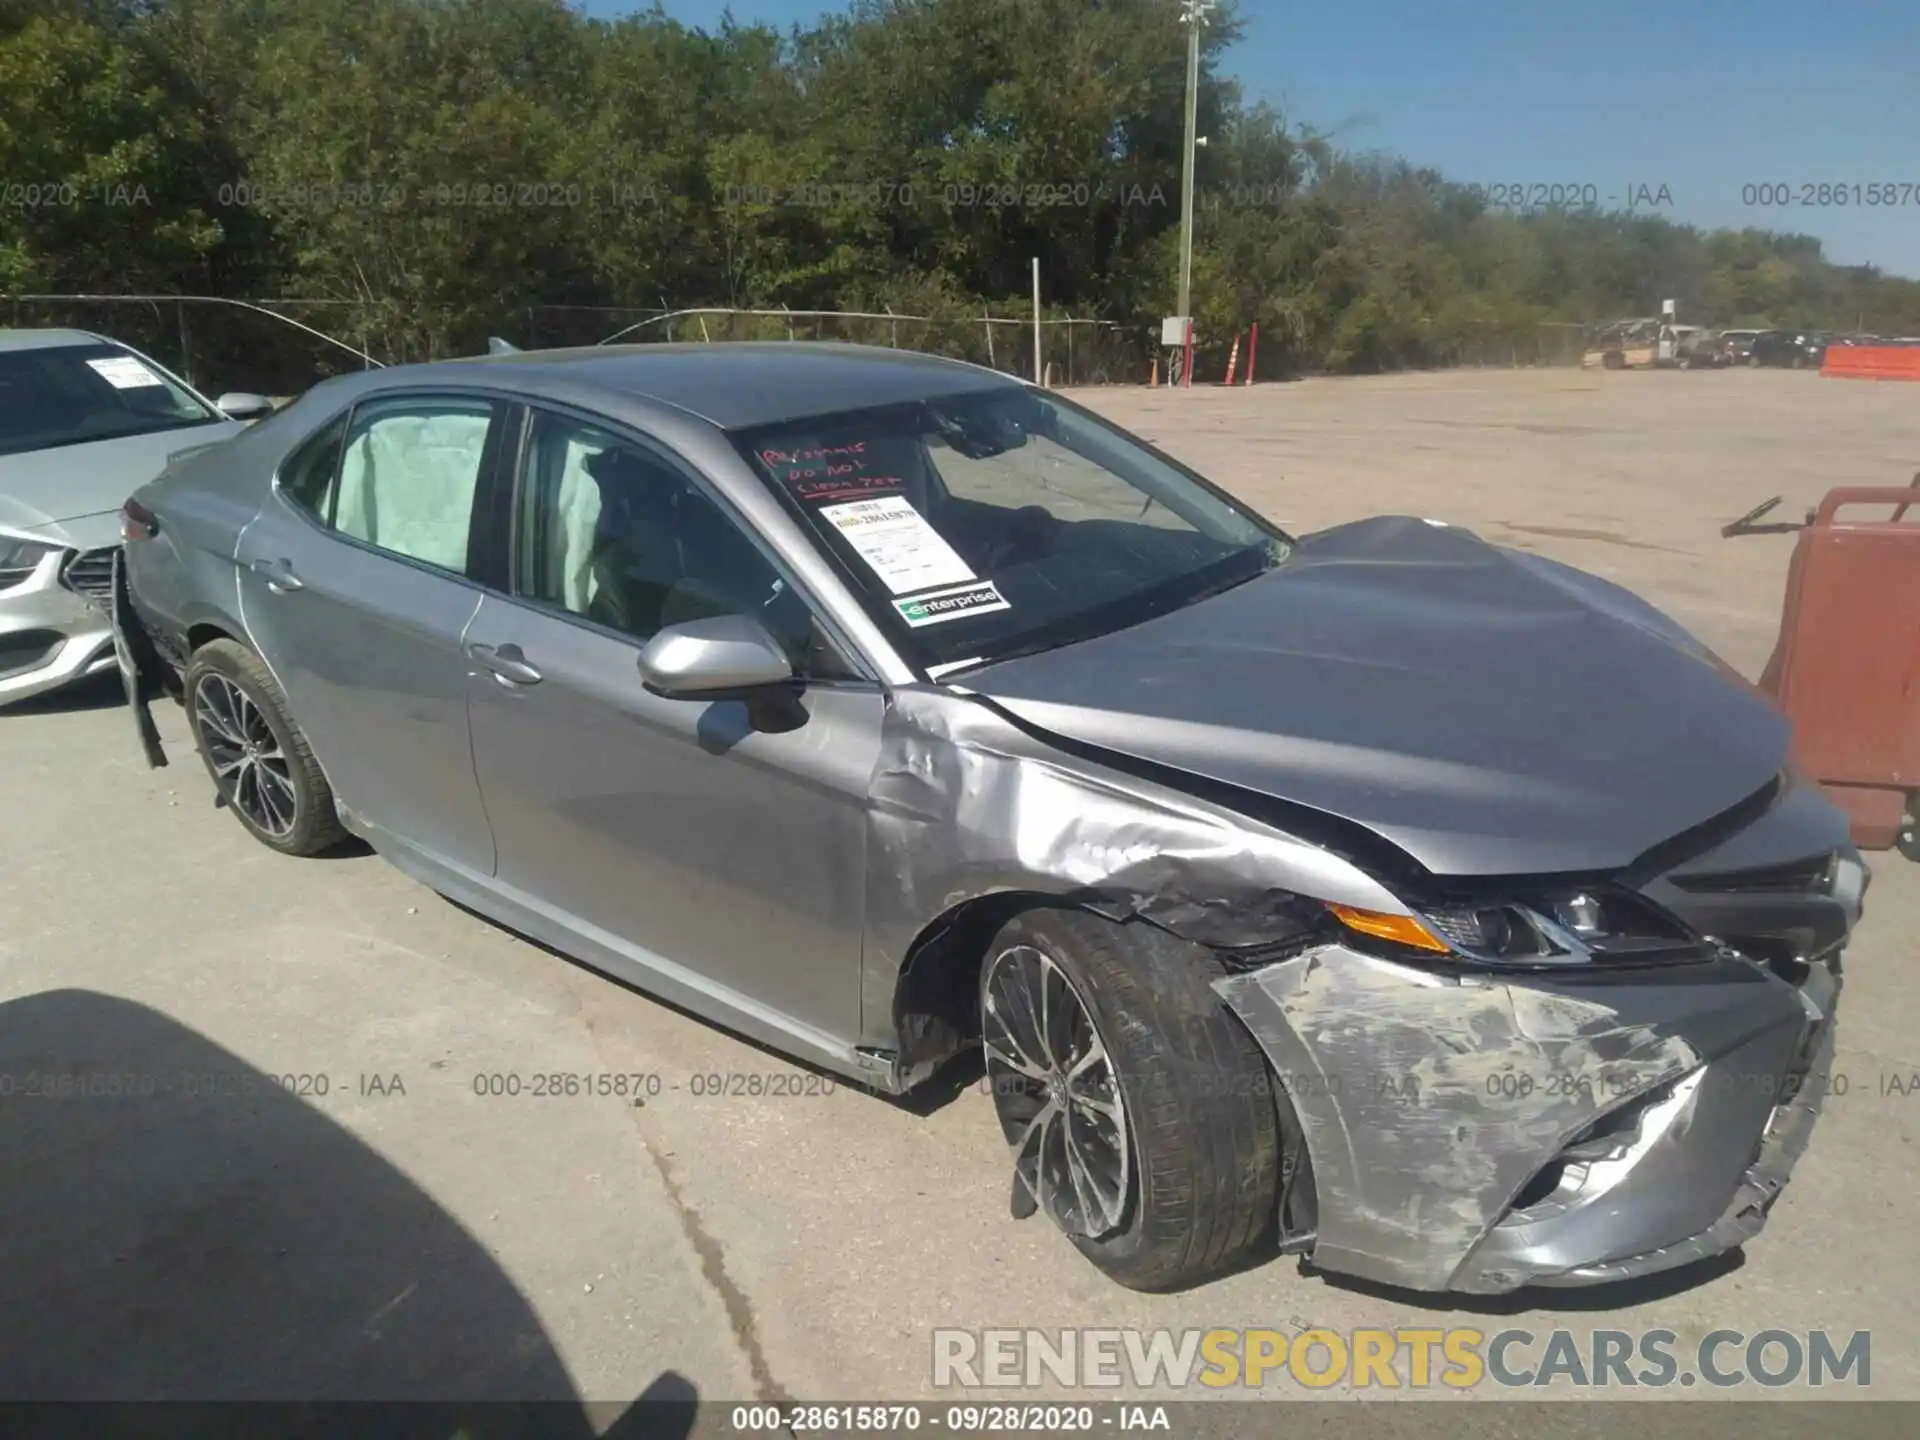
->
583;0;1920;278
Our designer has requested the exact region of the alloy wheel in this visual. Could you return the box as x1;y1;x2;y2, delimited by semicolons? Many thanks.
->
193;672;298;838
982;943;1132;1239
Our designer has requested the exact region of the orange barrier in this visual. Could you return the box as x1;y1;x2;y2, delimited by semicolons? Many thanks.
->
1821;345;1920;380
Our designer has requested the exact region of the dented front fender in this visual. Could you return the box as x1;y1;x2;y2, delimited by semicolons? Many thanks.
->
859;686;1406;1053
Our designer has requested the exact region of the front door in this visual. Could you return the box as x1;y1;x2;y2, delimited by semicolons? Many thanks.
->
234;393;506;874
462;408;884;1042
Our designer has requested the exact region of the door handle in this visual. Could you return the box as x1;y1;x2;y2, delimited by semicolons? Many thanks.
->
466;641;542;686
248;557;304;593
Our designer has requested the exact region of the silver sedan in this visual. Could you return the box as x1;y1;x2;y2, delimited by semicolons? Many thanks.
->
0;328;268;706
115;343;1860;1294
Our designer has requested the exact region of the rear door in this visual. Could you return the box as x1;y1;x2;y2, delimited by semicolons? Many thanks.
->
235;392;508;873
462;405;885;1041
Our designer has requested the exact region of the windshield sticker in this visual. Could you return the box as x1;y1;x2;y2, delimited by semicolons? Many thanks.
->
86;355;166;390
893;580;1011;628
791;473;904;502
760;441;906;504
818;494;978;595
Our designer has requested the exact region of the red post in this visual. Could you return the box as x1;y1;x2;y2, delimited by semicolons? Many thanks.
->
1182;318;1194;389
1246;323;1258;385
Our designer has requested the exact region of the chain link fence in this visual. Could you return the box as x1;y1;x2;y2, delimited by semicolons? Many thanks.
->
2;293;384;399
1448;321;1591;369
4;293;1588;399
524;305;1146;387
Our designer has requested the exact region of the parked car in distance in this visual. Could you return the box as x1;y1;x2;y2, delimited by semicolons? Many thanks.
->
1717;329;1762;363
1580;317;1662;369
1748;330;1827;368
0;329;275;706
115;342;1860;1296
1670;326;1729;368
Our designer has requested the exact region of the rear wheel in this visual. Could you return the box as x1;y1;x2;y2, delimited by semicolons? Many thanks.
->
980;908;1280;1291
184;639;345;857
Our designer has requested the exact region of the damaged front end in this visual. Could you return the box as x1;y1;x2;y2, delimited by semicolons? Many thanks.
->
1211;782;1861;1294
865;686;1861;1295
1215;937;1841;1293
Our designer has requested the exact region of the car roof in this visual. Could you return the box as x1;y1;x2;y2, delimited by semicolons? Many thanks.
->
0;327;112;353
364;341;1020;430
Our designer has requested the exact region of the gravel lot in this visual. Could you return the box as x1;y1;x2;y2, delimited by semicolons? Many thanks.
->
2;366;1915;1427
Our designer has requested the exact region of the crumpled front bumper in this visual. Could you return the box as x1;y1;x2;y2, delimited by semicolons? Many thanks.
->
1213;942;1839;1294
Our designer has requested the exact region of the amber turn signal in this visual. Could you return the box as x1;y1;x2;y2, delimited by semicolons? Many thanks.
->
1327;903;1451;954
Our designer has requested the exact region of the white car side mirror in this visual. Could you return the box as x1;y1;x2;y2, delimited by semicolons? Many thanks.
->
215;392;276;422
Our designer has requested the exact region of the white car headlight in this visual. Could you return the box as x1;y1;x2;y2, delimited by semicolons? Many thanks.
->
0;535;61;586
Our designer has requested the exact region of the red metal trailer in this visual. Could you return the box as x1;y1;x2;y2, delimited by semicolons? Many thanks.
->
1757;479;1920;856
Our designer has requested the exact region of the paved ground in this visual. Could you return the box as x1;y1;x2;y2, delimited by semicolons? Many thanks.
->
1;367;1915;1430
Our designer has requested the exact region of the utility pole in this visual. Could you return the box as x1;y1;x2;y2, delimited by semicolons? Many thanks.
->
1176;0;1213;338
1175;0;1205;389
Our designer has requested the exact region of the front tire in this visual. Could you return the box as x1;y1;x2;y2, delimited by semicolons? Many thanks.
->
980;908;1280;1291
184;639;345;856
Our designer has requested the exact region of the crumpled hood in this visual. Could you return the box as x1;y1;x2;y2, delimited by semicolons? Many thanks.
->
961;516;1790;876
0;424;242;540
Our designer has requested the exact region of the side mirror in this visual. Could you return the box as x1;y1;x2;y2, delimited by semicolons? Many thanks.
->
637;614;794;699
215;392;276;422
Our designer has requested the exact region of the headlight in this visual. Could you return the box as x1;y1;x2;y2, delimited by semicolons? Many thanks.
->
0;535;60;584
1327;887;1706;967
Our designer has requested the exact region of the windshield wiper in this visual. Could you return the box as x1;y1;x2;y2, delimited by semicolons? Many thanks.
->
942;543;1282;677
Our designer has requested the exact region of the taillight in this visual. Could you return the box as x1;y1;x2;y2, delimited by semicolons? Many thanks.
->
121;498;158;542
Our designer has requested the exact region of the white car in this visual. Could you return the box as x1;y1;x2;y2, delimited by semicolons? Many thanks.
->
0;329;270;706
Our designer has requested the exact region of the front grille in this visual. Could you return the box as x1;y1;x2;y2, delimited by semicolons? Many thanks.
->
1670;852;1835;895
60;546;118;602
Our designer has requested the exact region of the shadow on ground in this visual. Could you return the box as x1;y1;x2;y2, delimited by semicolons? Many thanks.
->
0;989;700;1435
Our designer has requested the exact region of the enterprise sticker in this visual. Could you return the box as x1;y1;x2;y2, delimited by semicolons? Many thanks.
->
893;580;1011;628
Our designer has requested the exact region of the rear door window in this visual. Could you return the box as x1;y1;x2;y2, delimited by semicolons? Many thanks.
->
280;396;502;579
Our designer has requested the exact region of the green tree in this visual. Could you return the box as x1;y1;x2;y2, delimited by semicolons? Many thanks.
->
10;0;1919;381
